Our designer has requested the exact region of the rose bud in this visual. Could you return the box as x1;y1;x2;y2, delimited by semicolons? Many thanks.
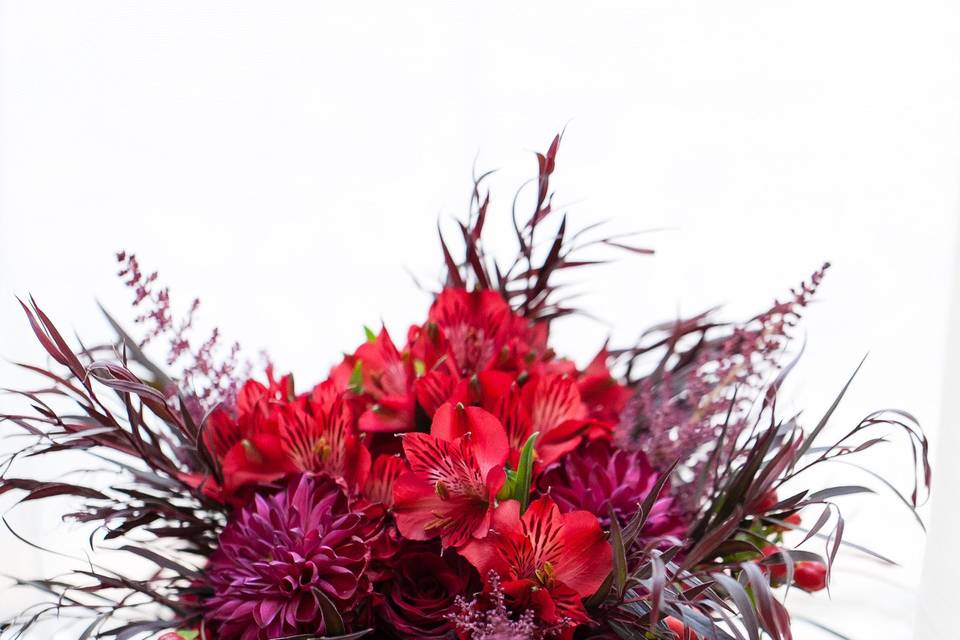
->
793;561;828;592
666;616;701;639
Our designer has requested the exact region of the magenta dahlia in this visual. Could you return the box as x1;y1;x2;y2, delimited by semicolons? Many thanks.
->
539;440;686;542
204;475;372;640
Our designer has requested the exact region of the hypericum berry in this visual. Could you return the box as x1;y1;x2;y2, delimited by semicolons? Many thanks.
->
793;561;828;592
772;511;802;532
760;545;788;581
752;490;779;514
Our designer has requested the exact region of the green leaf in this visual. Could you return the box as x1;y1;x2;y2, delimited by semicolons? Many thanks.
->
348;361;364;394
512;432;539;512
363;325;377;342
496;468;517;501
177;632;199;640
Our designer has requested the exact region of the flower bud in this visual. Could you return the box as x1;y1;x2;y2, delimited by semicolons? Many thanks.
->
793;561;828;592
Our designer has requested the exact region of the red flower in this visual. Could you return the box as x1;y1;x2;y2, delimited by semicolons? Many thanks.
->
459;497;612;628
374;542;481;639
392;403;509;548
760;545;788;581
350;328;418;433
497;374;593;467
202;378;297;502
427;288;538;376
577;347;631;425
363;453;405;508
276;382;371;491
198;375;373;503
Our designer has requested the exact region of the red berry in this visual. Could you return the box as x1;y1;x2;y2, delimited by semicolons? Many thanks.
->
753;490;779;514
793;561;828;592
773;511;803;532
760;545;788;580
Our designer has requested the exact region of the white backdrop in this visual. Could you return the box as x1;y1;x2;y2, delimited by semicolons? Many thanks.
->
2;2;959;638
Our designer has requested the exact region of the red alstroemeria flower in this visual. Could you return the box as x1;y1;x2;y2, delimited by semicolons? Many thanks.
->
332;325;461;433
497;373;593;467
459;497;612;629
363;453;406;508
577;347;631;426
427;288;539;376
277;382;371;492
201;378;297;502
348;328;418;433
392;403;509;548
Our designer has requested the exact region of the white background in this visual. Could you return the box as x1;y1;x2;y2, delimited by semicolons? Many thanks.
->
2;2;959;638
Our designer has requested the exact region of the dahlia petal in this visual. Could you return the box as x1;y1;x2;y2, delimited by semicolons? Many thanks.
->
253;598;282;628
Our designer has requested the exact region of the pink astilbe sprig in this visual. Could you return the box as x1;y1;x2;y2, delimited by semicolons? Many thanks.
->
116;251;247;409
619;263;831;490
449;571;569;640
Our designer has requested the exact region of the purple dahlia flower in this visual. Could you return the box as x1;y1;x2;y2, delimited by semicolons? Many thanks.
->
205;474;371;640
539;440;686;542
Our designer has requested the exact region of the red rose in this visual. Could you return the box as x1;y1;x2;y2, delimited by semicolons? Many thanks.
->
375;546;481;639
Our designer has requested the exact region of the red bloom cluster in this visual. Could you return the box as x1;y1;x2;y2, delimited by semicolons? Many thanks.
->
1;136;925;640
195;287;674;639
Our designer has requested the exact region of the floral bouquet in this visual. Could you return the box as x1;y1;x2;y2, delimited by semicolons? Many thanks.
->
0;136;929;640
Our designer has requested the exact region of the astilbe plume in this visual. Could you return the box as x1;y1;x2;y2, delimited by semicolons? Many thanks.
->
620;264;830;483
205;475;374;640
449;571;565;640
116;251;247;410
